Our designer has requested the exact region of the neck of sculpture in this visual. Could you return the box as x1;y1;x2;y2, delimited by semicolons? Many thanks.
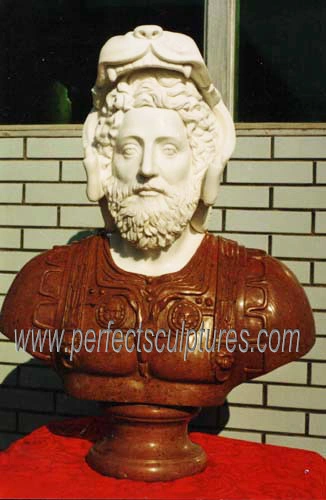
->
109;224;205;276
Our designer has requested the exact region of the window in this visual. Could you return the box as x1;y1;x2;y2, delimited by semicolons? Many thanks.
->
237;0;326;122
1;0;204;124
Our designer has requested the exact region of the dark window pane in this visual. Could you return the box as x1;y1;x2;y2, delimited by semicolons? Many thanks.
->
1;0;204;124
237;0;326;122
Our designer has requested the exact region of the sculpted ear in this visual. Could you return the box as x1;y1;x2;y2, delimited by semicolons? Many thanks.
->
191;100;235;233
83;111;116;231
82;110;105;202
200;100;236;206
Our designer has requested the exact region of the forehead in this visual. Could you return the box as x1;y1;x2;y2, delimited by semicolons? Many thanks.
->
117;107;187;141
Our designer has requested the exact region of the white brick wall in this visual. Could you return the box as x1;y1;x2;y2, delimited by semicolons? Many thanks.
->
23;229;79;249
316;212;326;233
268;386;326;410
0;206;57;227
272;236;326;259
225;210;311;233
219;430;262;442
61;160;87;181
0;160;59;181
317;162;326;183
315;263;326;283
0;139;23;158
0;126;325;456
206;209;222;232
0;229;21;248
233;137;271;158
274;187;326;209
304;287;326;310
256;362;307;384
227;383;263;405
312;364;326;385
60;207;103;227
215;186;269;207
222;233;269;251
314;313;326;335
27;138;83;158
274;137;326;158
266;435;326;455
227;407;305;433
0;184;23;203
310;414;326;436
227;161;313;184
304;338;326;361
25;184;90;204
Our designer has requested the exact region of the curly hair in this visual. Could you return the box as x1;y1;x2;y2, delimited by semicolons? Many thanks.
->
93;69;219;177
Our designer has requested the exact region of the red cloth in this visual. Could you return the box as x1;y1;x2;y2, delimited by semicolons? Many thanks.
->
0;417;325;499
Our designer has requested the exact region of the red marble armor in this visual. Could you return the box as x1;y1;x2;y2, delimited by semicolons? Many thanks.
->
0;232;315;407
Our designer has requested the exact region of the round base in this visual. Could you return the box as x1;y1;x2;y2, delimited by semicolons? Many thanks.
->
86;404;207;482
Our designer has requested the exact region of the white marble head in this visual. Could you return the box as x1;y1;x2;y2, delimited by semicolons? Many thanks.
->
83;26;236;249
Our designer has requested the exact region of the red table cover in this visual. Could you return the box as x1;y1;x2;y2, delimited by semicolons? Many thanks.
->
0;417;325;499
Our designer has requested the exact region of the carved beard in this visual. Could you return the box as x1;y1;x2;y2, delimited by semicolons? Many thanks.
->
103;175;201;250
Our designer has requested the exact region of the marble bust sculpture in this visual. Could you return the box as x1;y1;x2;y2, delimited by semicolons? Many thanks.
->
0;26;315;481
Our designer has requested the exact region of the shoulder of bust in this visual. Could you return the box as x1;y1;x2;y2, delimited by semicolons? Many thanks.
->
0;234;101;361
211;235;315;368
241;249;315;370
3;233;100;288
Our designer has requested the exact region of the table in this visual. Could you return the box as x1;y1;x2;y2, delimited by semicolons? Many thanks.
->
0;417;325;499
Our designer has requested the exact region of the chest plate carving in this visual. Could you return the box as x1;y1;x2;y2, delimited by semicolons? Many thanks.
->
44;233;267;385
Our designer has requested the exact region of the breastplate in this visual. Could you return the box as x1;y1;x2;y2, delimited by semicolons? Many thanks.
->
53;233;267;385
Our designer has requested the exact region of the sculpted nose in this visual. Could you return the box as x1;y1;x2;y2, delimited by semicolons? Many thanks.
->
134;25;163;40
139;147;157;178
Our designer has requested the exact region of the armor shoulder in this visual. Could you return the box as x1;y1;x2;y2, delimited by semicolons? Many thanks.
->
241;250;315;372
0;235;98;362
264;255;315;362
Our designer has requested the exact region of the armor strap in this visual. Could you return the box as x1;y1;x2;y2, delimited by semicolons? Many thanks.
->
60;236;96;331
212;237;246;381
217;237;246;332
44;235;96;369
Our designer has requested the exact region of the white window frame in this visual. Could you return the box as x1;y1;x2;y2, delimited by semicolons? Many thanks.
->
204;0;237;116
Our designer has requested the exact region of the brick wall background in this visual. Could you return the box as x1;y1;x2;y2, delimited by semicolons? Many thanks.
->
0;125;325;455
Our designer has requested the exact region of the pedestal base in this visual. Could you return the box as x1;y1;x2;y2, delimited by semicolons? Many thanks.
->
86;404;207;482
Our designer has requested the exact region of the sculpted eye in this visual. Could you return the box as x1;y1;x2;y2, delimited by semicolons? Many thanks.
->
162;144;178;156
122;144;139;158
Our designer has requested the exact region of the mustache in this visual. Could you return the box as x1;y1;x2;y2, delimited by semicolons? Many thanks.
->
130;181;169;197
103;175;181;203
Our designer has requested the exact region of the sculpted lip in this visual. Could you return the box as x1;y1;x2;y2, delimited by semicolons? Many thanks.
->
134;187;164;196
